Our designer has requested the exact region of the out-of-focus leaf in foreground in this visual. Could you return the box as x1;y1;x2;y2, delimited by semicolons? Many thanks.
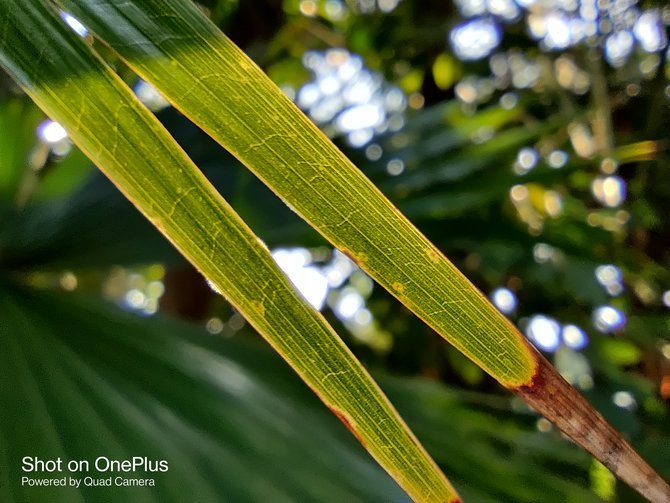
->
0;286;603;503
0;2;457;501
0;285;404;503
52;0;670;500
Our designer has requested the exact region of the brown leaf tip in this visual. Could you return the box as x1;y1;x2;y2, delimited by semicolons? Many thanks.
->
515;355;545;395
514;356;670;503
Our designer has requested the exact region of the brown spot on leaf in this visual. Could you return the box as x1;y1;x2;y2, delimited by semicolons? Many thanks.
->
339;248;367;268
251;300;265;317
327;406;365;447
426;248;441;264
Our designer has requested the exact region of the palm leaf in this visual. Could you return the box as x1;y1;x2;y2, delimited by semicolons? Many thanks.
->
0;2;456;501
51;0;670;499
1;0;668;500
0;285;600;502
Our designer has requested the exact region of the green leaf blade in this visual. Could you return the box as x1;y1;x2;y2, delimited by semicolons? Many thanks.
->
57;0;537;387
50;1;670;500
0;2;458;501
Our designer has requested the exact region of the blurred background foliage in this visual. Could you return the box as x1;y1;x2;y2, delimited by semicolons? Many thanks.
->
1;0;670;501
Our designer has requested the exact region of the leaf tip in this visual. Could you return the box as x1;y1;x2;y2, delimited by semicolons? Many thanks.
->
515;356;670;503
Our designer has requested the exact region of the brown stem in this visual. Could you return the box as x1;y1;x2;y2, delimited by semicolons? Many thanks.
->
514;352;670;503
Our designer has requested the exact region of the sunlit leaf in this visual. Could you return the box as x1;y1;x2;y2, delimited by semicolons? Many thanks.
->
51;1;670;499
2;0;668;499
0;3;457;501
